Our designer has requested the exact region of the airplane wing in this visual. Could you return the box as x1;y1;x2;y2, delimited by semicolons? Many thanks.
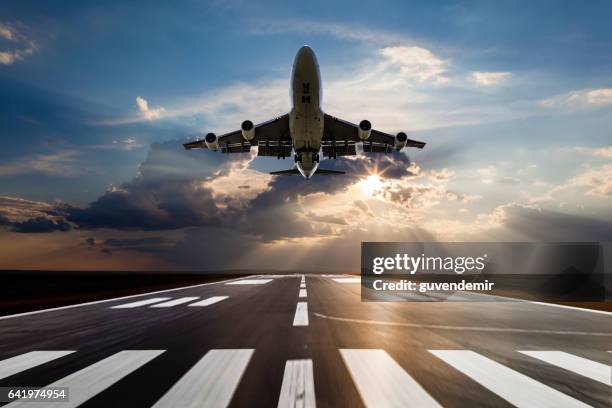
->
322;114;425;157
183;114;291;155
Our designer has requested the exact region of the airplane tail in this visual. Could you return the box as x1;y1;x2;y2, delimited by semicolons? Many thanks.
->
270;168;345;176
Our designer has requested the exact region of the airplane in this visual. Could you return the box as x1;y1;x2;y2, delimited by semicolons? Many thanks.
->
183;45;425;179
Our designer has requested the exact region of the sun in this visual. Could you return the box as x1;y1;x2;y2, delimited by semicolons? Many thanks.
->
357;174;384;197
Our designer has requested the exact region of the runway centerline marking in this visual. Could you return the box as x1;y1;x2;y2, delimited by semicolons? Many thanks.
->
518;350;612;386
5;350;164;408
277;359;316;408
150;297;199;308
152;349;254;408
225;279;273;285
300;283;306;288
340;349;441;408
332;278;361;284
111;297;171;309
293;302;309;326
313;312;612;336
188;296;229;307
429;350;590;408
0;351;75;380
299;289;307;298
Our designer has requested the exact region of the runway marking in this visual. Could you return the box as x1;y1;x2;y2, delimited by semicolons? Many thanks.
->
0;275;255;321
518;351;612;386
226;279;273;285
299;289;307;298
313;312;612;336
0;351;75;380
300;283;306;288
293;302;309;326
429;350;590;408
152;349;254;408
150;297;200;308
277;359;316;408
332;278;361;284
6;350;164;408
340;349;440;408
111;297;171;309
188;296;229;307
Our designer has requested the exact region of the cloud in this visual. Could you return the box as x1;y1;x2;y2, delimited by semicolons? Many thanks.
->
0;23;36;65
379;46;449;84
475;203;612;241
0;197;71;233
253;19;409;46
112;138;142;150
0;150;79;177
539;88;612;109
136;96;166;120
471;71;511;86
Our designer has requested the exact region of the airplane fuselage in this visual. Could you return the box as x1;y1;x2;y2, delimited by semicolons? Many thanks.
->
289;46;324;179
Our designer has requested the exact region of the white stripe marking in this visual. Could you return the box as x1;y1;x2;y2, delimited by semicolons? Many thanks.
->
150;297;199;308
152;349;254;408
0;275;255;321
6;350;164;408
0;351;75;380
188;296;229;307
299;289;307;298
293;302;309;326
225;279;273;285
340;349;440;408
277;359;316;408
519;351;612;386
333;278;361;284
430;350;590;408
111;297;171;309
300;283;306;288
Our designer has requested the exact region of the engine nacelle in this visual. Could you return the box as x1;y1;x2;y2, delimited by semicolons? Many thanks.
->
395;132;408;150
204;132;218;151
358;120;372;140
241;120;255;141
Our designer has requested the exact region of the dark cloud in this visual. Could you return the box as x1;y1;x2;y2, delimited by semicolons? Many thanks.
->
9;216;71;233
494;205;612;242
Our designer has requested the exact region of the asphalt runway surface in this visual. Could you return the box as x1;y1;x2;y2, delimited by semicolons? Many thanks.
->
0;274;610;407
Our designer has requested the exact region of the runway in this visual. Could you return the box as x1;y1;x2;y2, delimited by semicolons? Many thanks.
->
0;274;610;407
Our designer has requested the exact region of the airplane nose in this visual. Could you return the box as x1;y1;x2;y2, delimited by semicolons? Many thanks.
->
297;45;314;60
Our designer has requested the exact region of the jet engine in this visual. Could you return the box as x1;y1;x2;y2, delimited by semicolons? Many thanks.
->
395;132;408;150
358;120;372;140
241;120;255;141
204;132;218;151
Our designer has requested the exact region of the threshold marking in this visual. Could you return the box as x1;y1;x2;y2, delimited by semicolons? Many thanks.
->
188;296;229;307
0;351;75;380
293;302;309;326
226;279;273;285
333;278;361;284
6;350;164;408
340;349;440;408
429;350;589;408
111;297;171;309
150;297;199;308
277;359;316;408
519;350;612;386
152;349;254;408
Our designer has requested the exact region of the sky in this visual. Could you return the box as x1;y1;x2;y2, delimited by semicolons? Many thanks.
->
1;0;611;271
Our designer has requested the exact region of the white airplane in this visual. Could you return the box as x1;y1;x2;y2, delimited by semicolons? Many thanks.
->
184;45;425;179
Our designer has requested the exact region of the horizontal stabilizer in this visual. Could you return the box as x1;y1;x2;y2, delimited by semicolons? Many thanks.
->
269;168;301;176
270;168;345;176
